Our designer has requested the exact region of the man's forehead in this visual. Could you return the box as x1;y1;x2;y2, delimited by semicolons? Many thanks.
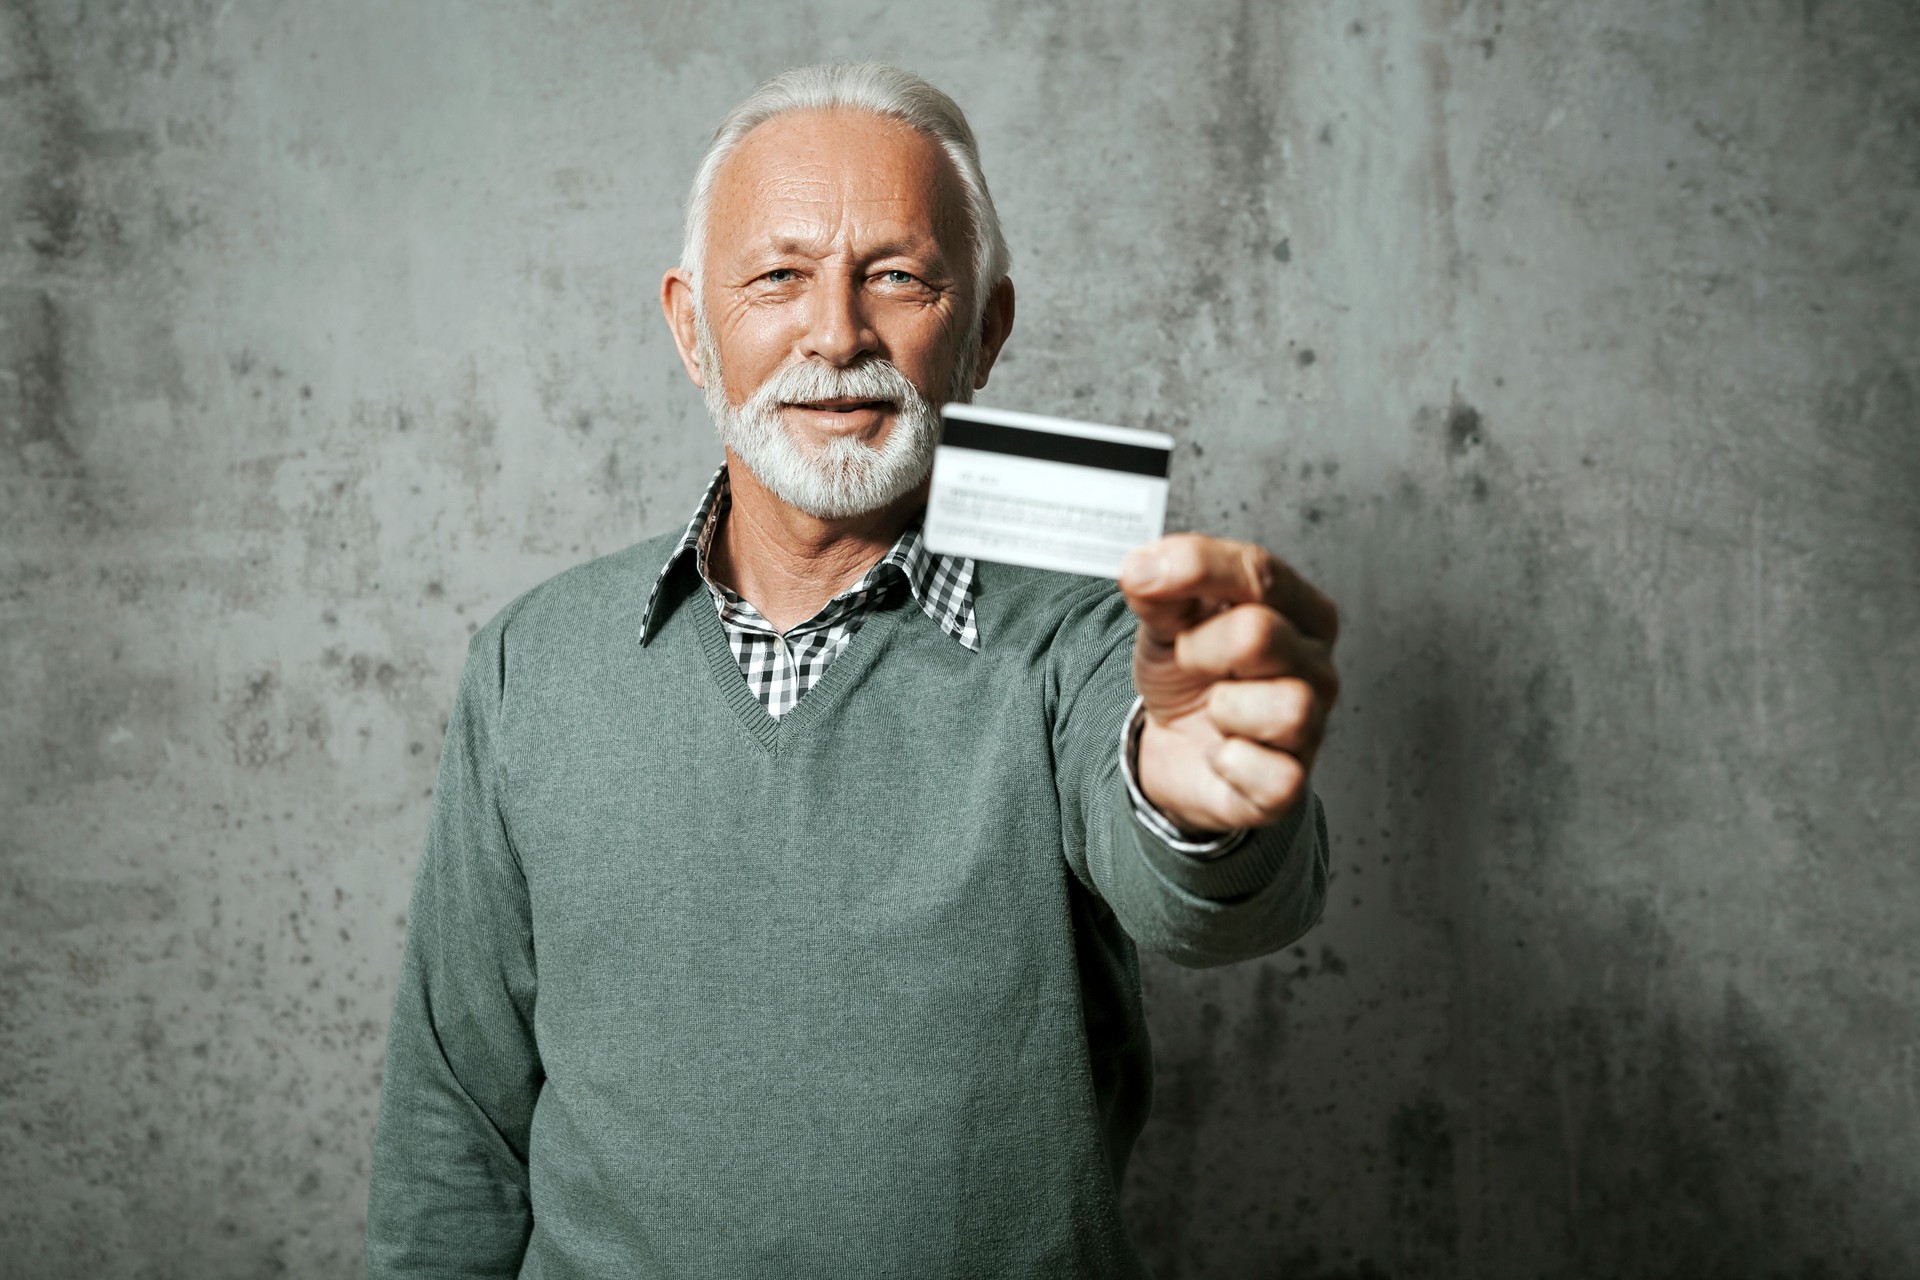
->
707;109;967;253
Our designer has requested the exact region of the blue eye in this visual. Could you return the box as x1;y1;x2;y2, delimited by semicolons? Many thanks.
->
882;270;915;284
763;269;798;283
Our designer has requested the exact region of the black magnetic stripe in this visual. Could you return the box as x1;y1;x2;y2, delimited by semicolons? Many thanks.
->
938;415;1170;477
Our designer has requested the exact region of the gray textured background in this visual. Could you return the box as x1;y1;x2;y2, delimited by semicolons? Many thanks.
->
3;1;1917;1276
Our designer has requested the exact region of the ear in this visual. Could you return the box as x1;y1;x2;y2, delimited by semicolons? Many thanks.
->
970;277;1017;391
660;268;706;388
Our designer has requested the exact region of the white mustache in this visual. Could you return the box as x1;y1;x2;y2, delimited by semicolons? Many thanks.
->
746;357;925;414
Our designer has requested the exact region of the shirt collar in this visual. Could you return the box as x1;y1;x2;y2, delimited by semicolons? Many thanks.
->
639;464;979;651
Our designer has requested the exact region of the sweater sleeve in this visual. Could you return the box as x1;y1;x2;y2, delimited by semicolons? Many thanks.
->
366;626;541;1277
1052;586;1330;969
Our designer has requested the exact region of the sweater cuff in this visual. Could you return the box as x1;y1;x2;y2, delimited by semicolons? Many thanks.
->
1116;762;1318;902
1118;697;1249;859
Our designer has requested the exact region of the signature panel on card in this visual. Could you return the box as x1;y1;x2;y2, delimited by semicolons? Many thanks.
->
923;404;1173;578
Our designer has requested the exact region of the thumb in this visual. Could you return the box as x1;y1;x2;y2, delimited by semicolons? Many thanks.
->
1119;540;1230;643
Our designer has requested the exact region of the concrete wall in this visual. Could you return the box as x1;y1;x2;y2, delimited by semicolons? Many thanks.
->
3;1;1915;1275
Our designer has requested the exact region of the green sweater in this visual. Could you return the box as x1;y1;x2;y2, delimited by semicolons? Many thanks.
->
365;531;1330;1279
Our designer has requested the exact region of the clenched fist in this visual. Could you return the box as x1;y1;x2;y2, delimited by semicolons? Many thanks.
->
1119;533;1342;838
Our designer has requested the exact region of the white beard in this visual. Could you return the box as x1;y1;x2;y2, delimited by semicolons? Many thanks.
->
696;312;980;521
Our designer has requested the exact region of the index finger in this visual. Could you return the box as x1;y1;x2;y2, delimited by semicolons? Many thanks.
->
1120;533;1340;645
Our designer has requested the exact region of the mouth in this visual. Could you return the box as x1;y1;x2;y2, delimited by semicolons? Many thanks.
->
783;397;894;415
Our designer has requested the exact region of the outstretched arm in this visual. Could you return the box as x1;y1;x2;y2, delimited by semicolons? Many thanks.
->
1051;533;1338;967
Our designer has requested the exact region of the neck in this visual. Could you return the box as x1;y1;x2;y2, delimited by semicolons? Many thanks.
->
710;452;929;633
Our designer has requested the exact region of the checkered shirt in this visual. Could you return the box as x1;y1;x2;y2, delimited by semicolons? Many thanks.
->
639;465;979;719
638;464;1244;857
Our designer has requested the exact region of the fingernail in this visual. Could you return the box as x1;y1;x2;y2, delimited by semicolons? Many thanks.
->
1121;549;1164;589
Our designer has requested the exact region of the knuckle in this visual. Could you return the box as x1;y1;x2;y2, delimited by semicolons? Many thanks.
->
1265;775;1306;816
1219;739;1293;812
1238;542;1275;597
1241;606;1284;653
1267;694;1313;756
1257;754;1307;811
1279;677;1314;721
1248;770;1295;814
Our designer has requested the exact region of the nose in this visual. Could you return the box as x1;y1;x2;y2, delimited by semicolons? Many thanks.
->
796;269;878;367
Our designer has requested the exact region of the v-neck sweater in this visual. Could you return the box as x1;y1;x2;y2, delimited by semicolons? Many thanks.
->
365;530;1330;1279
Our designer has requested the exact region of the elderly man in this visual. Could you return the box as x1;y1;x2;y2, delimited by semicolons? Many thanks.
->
366;62;1340;1278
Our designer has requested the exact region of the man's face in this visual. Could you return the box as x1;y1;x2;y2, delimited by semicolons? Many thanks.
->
665;109;1008;520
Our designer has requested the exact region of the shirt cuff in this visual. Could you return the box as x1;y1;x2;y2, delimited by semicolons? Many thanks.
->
1118;696;1250;860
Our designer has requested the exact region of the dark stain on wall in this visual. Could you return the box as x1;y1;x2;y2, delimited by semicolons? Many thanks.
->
0;288;80;474
0;866;179;938
1509;949;1875;1278
1387;1095;1458;1276
0;2;82;477
220;670;331;770
1125;995;1225;1268
3;0;86;264
1816;364;1920;553
1442;400;1483;457
1203;0;1277;230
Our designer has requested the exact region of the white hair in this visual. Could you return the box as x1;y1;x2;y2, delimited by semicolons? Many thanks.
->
679;61;1011;323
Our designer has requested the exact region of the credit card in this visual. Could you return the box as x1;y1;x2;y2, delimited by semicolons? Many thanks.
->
923;404;1173;578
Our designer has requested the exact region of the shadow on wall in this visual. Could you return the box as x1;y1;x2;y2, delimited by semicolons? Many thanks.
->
1126;398;1891;1280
